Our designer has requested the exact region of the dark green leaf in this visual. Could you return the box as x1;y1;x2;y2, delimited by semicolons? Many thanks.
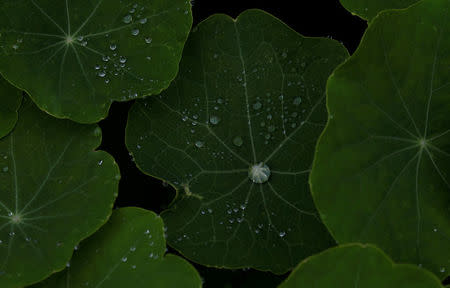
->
0;98;119;287
0;0;192;123
340;0;420;21
31;207;202;288
0;77;22;139
279;244;443;288
126;9;348;273
311;0;450;278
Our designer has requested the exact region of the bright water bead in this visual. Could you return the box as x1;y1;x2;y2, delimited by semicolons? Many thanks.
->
248;162;271;184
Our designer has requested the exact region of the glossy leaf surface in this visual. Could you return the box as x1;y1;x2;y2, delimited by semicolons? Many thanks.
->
31;207;202;288
279;244;443;288
0;98;119;287
126;9;348;273
0;0;192;123
340;0;420;21
311;0;450;278
0;77;22;139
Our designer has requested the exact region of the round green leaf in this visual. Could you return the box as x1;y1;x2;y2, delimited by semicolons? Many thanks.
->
279;244;443;288
31;207;202;288
311;0;450;278
0;0;192;123
0;98;120;287
126;9;348;273
340;0;420;21
0;77;22;139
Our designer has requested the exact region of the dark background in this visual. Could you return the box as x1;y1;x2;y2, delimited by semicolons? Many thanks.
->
98;1;449;287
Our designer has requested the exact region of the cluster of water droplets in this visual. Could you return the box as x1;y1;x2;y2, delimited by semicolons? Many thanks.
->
118;227;161;271
251;90;307;145
11;38;23;51
175;97;243;162
76;3;165;100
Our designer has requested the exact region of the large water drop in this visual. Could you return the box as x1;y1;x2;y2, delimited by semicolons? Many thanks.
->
248;163;271;184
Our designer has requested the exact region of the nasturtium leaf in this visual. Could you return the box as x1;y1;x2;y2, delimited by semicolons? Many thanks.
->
310;0;450;278
0;0;192;123
340;0;420;21
0;77;22;139
30;208;202;288
279;244;444;288
0;98;120;287
126;9;348;273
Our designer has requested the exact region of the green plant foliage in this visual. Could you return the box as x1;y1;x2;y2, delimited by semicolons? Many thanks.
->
0;77;22;139
30;207;202;288
126;9;348;273
340;0;420;21
279;244;444;288
0;98;120;287
0;0;192;123
311;0;450;279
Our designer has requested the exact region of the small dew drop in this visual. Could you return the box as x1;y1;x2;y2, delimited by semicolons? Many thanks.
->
233;136;243;147
279;231;286;238
253;102;262;110
440;267;446;273
195;141;204;148
139;18;148;24
123;15;133;24
209;115;220;125
121;256;128;262
145;37;153;44
131;29;140;36
293;97;302;106
119;56;127;64
109;44;117;51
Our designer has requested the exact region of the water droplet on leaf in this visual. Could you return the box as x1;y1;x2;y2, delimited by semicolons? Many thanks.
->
248;163;271;184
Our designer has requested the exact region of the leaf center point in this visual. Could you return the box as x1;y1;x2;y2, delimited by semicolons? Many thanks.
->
9;213;22;224
249;163;271;184
418;138;428;148
65;35;74;45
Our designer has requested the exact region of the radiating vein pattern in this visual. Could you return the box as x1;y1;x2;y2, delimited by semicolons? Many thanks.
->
0;0;192;123
126;10;348;273
279;244;443;288
0;99;119;287
311;0;450;278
